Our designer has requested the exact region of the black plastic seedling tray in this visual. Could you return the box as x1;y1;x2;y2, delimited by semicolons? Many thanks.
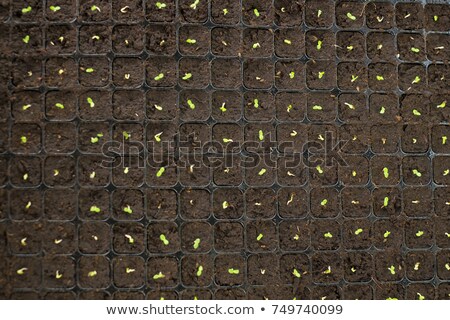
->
0;0;450;300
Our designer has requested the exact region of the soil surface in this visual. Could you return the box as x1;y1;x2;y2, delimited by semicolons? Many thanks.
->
1;1;449;301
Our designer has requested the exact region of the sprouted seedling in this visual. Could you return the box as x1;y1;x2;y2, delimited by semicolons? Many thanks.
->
193;238;201;249
287;104;293;112
22;35;30;44
153;271;165;280
122;131;130;140
223;138;233;143
90;133;103;144
284;39;292;45
253;99;259;108
388;265;396;275
89;171;96;179
316;165;324;174
92;35;100;41
156;167;165;177
253;8;260;17
382;196;389;208
87;97;95;108
290;130;297;137
320;199;328;206
228;268;239;275
22;6;32;14
323;266;332;274
56;270;63;279
444;169;450;176
380;106;386;114
154;132;163;142
88;270;97;277
22;104;31;111
289;71;295;79
258;168;267;176
123;205;133;214
23;173;29;181
156;2;167;9
412;169;422;177
252;43;261;49
196;265;203;277
344;102;355;109
125;234;135;244
21;238;27;246
186;39;197;44
411;47;420;53
318;71;325;79
190;0;200;10
376;75;384;81
53;169;59;176
159;234;169;245
126;268;135;274
383;167;389;179
414;262;420;271
91;5;101;12
17;268;28;275
219;103;227;112
187;99;196;110
85;68;95;73
256;233;264;241
55;103;65;109
182;73;192;80
258;130;264;141
313;105;323;111
412;76;421;84
154;73;164;81
416;230;424;237
324;232;333;238
20;136;27;144
442;136;447;145
222;201;229;209
445;263;450;271
412;109;421;116
354;228;363;235
434;15;438;22
351;75;359;83
223;8;228;15
384;231;391;238
25;201;32;209
346;12;357;21
317;40;323;50
347;45;354;51
292;269;301;278
417;293;425;300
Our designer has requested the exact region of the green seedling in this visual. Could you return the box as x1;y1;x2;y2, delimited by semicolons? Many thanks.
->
156;167;165;177
258;168;267;176
386;297;398;301
253;8;260;17
87;97;95;108
190;0;200;10
258;130;264;141
55;103;65;109
20;136;27;144
50;6;61;12
124;167;129;174
383;167;389;179
222;201;229;209
292;268;301;278
17;268;28;275
287;104;293;112
122;131;130;140
376;75;384;81
126;268;135;274
318;71;325;79
55;270;63;279
91;5;101;12
228;268;239;275
293;234;300;241
219;102;227;112
123;205;133;214
351;75;359;83
412;109;421;116
182;73;192;80
125;234;134;244
347;45;354;51
380;106;386;114
316;165;324;174
384;231;391;238
442;136;447;145
22;104;31;111
90;171;96;179
317;40;323;50
53;169;59;176
414;262;420;271
388;265;396;275
412;169;422;177
196;265;203;277
253;99;259;108
289;71;295;79
193;238;201;249
352;170;357;177
156;2;167;9
317;9;322;17
252;42;261;49
416;230;424;237
21;238;27;246
90;133;103;144
153;272;165;280
417;292;425;300
88;270;97;277
444;169;450;176
187;99;196;110
382;196;389;208
23;173;29;181
85;68;95;73
256;233;264;241
324;232;333;238
223;8;228;15
434;15;438;22
154;132;163;142
89;205;101;213
22;35;30;44
411;47;420;53
354;228;363;235
222;138;233;143
320;199;328;206
186;39;197;44
312;105;323;110
92;35;100;40
346;12;356;20
22;6;32;13
290;130;297;137
284;39;292;45
159;234;169;245
445;263;450;271
323;266;332;274
445;232;450;238
154;73;165;81
412;76;421;84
